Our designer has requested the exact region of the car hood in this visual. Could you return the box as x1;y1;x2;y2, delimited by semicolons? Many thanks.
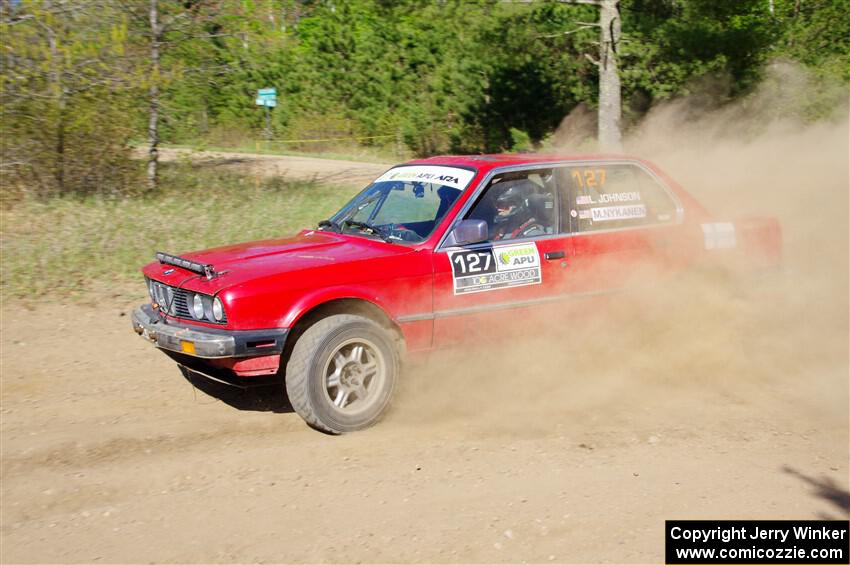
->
142;230;414;293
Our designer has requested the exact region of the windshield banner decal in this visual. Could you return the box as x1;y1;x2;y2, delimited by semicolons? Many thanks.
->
449;242;542;295
374;166;476;190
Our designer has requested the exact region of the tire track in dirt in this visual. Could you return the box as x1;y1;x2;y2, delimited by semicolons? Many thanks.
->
2;278;847;564
2;422;286;476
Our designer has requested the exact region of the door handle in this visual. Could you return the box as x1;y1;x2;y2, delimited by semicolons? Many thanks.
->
544;250;565;260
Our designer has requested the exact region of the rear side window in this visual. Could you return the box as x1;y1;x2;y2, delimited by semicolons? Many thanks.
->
560;163;678;233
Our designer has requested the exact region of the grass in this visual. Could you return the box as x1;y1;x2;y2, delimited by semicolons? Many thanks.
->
0;164;362;299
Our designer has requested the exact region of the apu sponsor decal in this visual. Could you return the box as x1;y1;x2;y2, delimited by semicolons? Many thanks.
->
590;204;647;222
448;242;541;295
373;166;475;190
496;245;539;270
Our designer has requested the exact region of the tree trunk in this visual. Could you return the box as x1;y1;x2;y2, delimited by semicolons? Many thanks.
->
46;19;65;195
56;96;65;193
597;0;622;151
147;0;160;191
200;103;209;135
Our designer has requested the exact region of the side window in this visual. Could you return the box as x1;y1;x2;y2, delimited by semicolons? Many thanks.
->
465;169;558;242
561;163;677;232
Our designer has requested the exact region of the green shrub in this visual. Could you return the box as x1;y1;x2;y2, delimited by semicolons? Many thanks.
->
509;128;533;153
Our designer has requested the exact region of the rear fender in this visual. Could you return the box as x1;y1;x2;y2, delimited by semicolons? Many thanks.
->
735;216;782;270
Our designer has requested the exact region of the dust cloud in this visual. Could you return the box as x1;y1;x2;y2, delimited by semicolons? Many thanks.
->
391;63;849;446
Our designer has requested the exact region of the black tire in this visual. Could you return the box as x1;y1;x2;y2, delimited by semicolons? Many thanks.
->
285;314;399;434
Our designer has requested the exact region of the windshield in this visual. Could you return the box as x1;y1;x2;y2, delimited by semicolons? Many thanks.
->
324;165;476;244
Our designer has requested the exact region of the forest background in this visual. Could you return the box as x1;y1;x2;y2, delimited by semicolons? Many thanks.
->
2;0;849;296
1;0;848;198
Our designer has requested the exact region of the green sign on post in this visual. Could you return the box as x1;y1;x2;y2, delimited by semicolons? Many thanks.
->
256;87;277;140
256;88;277;107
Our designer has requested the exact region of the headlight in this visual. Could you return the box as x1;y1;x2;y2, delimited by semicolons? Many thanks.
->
212;297;224;322
192;293;205;319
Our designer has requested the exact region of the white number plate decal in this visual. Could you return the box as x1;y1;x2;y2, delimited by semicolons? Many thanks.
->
448;242;541;295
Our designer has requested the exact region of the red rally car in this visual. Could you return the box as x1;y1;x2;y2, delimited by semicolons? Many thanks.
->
132;154;781;433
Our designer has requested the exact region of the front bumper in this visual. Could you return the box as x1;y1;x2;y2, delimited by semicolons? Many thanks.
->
131;304;288;359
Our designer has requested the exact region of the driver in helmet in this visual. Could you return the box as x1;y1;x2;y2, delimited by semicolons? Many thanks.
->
491;179;545;241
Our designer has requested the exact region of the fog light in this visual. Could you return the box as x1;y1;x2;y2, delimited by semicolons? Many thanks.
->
180;340;196;354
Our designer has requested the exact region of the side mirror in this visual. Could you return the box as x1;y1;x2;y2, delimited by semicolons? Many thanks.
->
446;219;488;246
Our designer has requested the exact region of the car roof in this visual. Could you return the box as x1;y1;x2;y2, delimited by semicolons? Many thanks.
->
406;153;645;174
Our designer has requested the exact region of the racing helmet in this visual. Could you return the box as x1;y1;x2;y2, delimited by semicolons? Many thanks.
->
493;179;532;224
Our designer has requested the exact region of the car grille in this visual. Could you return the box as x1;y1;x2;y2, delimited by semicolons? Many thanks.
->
148;279;226;323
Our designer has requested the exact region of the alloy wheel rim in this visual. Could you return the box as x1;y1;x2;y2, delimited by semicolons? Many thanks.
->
322;338;385;414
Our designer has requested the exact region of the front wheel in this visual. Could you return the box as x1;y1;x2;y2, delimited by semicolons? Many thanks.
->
285;314;399;433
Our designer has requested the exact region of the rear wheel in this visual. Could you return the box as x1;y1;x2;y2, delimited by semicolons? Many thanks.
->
285;314;399;433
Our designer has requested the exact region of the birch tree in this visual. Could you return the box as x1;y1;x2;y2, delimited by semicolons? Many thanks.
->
120;0;224;190
588;0;622;150
147;0;161;191
511;0;622;149
553;0;622;150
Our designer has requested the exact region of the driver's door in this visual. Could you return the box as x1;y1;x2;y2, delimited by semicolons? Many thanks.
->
431;167;572;346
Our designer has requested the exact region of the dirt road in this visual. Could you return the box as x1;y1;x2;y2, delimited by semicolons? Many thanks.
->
155;147;391;186
3;135;849;562
1;274;847;563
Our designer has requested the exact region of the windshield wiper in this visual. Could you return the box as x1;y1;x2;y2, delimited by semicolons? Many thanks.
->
342;220;393;243
317;219;342;233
